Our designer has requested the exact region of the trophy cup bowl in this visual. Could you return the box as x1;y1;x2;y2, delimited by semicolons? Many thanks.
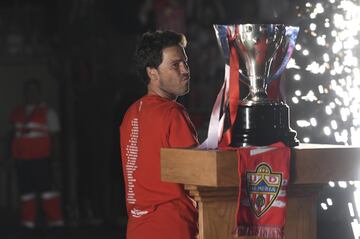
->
214;24;299;147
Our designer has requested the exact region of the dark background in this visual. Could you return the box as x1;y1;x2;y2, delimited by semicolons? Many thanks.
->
0;0;357;238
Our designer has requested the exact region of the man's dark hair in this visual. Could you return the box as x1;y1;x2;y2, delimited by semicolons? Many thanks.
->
134;30;187;84
24;78;42;93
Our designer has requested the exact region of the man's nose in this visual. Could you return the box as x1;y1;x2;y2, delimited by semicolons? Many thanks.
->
180;62;189;74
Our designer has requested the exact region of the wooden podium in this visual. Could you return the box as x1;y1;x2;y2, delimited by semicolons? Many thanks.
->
161;144;360;239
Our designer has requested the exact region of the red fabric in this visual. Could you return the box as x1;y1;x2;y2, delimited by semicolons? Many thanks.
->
11;105;51;159
219;31;240;147
20;196;36;223
222;142;290;238
42;194;63;223
120;94;198;239
267;78;281;100
127;199;197;239
256;38;268;64
227;32;240;127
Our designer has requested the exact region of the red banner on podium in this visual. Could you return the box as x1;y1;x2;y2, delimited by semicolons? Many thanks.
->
223;142;291;238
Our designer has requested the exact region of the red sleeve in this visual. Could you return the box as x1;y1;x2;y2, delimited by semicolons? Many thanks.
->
167;106;198;148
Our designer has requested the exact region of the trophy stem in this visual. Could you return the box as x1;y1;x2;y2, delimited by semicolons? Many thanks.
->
245;89;268;103
244;78;268;103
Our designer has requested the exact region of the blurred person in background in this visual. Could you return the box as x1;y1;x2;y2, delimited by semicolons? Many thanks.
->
10;78;64;230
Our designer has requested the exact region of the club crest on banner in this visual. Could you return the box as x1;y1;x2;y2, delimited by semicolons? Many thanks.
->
246;163;282;217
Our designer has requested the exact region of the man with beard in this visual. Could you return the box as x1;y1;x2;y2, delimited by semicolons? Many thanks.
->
120;30;198;239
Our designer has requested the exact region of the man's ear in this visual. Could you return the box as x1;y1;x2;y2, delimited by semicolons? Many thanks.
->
146;67;158;81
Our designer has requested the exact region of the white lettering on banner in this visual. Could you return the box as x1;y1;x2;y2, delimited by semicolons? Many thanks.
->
131;208;149;218
125;118;139;205
240;199;286;208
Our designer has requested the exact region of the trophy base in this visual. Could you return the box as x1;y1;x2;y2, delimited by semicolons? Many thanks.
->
230;102;299;147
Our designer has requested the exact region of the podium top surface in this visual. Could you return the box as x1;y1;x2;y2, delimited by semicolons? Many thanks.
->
160;143;360;187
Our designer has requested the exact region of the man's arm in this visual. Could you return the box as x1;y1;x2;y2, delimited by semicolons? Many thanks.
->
167;106;198;148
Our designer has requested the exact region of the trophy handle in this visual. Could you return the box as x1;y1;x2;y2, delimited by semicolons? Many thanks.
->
265;26;299;85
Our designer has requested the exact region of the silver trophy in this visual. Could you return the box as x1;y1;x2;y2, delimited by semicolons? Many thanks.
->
214;24;299;146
